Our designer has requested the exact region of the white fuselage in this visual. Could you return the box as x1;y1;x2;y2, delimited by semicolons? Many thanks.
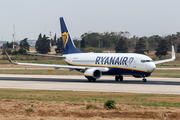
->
64;53;156;76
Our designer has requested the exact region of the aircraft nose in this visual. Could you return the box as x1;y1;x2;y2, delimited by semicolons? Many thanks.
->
148;63;156;72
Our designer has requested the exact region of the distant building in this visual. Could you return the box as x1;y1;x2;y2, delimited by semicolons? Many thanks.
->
27;39;37;46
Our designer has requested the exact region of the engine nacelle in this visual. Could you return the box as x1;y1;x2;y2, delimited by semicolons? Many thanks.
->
84;68;102;79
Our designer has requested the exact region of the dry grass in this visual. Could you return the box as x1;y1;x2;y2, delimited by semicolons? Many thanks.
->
86;103;99;109
1;89;180;108
0;99;180;120
0;69;83;75
151;70;180;78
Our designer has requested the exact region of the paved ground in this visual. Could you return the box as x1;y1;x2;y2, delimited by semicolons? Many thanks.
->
0;74;180;94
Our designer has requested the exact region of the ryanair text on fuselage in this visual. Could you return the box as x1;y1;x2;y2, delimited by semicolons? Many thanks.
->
95;56;134;65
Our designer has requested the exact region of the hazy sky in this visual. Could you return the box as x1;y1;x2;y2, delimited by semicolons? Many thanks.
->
0;0;180;41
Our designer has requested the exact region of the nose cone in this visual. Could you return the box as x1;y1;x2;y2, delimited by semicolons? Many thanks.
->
147;63;156;73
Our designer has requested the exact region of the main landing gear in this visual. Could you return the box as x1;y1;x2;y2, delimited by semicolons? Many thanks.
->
115;75;123;81
88;78;96;82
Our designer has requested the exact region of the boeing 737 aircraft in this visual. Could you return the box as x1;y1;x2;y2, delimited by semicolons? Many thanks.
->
5;17;176;82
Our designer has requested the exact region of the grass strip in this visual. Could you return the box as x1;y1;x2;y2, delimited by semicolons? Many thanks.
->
0;89;180;108
0;69;179;78
151;70;180;78
0;69;83;75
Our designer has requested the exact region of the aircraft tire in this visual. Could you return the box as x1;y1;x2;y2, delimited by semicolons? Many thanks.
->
142;78;147;82
92;78;96;82
120;75;123;81
115;76;119;81
115;75;123;81
88;79;92;82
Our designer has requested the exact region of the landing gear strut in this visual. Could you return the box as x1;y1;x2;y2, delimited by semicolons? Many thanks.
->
115;75;123;81
142;77;147;82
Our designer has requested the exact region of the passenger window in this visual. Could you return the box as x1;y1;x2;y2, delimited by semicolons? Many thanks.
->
141;60;153;63
141;60;145;63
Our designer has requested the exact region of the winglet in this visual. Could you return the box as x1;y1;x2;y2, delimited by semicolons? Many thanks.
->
154;46;176;64
4;51;18;65
172;46;175;60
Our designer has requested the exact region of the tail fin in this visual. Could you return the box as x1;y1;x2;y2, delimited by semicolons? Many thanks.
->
60;17;82;54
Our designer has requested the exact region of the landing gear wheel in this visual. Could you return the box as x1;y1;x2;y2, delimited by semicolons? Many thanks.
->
115;76;119;81
88;78;96;82
142;78;147;82
92;78;96;82
120;76;123;81
88;79;91;82
115;75;123;81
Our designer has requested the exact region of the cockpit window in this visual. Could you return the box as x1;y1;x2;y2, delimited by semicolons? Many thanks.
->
141;60;153;63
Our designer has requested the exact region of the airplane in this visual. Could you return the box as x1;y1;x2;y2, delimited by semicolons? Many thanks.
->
5;17;176;82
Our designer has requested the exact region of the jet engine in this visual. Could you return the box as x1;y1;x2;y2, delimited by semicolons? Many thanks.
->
84;68;102;79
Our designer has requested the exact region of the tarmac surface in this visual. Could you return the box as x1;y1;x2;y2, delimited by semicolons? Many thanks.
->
0;74;180;94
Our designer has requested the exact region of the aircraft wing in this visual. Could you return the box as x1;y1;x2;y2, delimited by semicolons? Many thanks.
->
5;51;109;72
27;53;66;58
154;46;175;64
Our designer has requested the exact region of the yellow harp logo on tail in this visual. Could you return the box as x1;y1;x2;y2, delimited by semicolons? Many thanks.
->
62;32;69;48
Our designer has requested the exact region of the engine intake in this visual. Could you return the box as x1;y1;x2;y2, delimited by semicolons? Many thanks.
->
84;68;102;79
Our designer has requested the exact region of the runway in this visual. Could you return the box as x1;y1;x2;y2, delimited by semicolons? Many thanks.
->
0;74;180;94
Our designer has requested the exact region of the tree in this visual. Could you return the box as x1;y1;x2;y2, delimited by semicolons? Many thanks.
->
73;39;81;49
81;32;101;47
101;32;110;48
35;33;42;50
165;34;178;50
6;42;18;48
52;34;57;46
114;37;128;53
55;37;63;54
1;44;8;55
19;38;30;54
35;34;50;54
80;38;85;49
134;38;146;54
155;39;168;57
177;43;180;53
6;42;10;48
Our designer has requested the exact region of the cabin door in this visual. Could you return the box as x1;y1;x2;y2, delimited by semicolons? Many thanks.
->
133;61;136;68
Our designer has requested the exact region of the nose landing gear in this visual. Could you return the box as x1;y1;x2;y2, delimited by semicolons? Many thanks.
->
142;77;147;82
